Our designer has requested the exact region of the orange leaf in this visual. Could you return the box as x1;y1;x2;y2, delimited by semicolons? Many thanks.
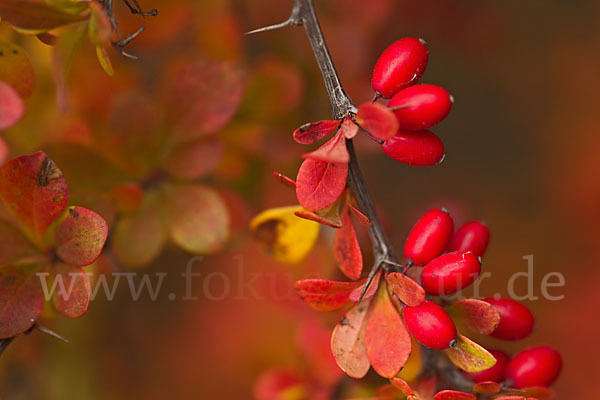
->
445;334;497;373
434;390;476;400
293;119;340;144
303;131;349;164
51;264;90;318
0;152;68;238
294;279;361;311
0;0;86;31
472;381;501;394
390;378;415;396
0;266;45;338
355;103;399;140
448;299;501;335
334;207;362;280
385;272;425;307
365;287;411;378
331;298;372;378
296;158;347;211
51;206;108;266
0;41;35;98
349;270;381;302
0;81;24;130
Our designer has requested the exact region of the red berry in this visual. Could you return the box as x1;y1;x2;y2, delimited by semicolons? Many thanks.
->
371;38;429;98
505;346;562;388
403;300;457;349
388;84;453;131
464;349;509;383
381;129;444;166
421;251;481;295
448;221;490;257
485;297;535;341
404;208;454;265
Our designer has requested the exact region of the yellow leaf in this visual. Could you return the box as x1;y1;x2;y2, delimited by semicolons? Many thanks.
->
444;334;497;373
250;206;319;264
95;45;114;77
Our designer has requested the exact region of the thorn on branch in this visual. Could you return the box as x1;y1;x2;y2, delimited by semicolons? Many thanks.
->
245;1;303;35
113;26;146;59
122;0;157;17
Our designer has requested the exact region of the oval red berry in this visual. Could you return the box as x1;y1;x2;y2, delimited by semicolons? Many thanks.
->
381;129;444;166
448;221;490;257
505;346;562;388
485;297;535;341
421;251;481;295
371;37;429;98
403;299;457;349
464;349;509;383
389;84;453;131
404;208;453;265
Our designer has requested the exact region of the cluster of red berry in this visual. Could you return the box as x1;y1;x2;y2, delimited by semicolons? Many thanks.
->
372;38;453;166
402;207;562;394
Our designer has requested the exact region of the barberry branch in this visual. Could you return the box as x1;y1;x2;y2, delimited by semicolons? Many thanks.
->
248;0;400;283
250;0;476;394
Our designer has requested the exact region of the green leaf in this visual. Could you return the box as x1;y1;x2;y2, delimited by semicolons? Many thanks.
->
0;266;45;338
0;151;68;239
0;41;35;98
50;206;108;266
162;184;229;255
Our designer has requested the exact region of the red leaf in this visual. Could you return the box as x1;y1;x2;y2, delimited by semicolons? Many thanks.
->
340;118;359;139
0;219;37;267
0;81;24;130
295;201;342;228
385;272;425;307
334;207;363;280
51;206;108;266
348;203;372;226
434;390;476;400
390;377;415;396
365;287;411;378
253;369;305;400
296;158;348;211
303;131;349;164
0;41;35;98
293;119;340;144
448;299;501;335
168;60;245;142
0;266;45;338
501;387;554;400
51;264;90;318
0;0;87;31
331;297;372;378
349;270;381;302
355;103;399;140
473;381;502;394
273;172;296;188
165;137;223;180
0;151;68;237
294;279;361;311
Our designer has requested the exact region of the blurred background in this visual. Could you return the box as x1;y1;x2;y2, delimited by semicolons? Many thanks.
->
0;0;597;398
